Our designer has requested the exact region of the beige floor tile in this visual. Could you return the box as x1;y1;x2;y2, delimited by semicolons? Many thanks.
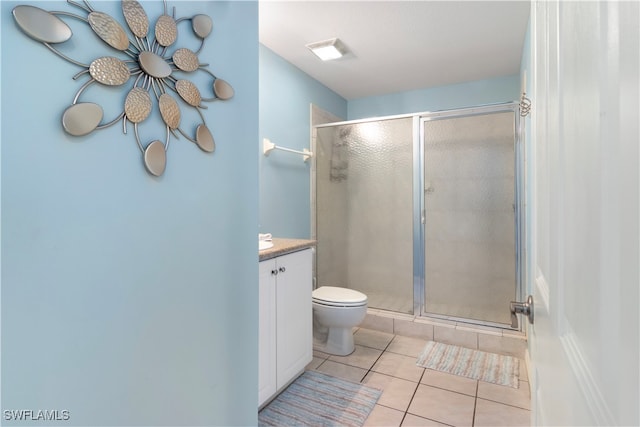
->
474;398;531;426
520;361;529;382
372;352;425;383
355;328;395;350
401;413;450;426
328;345;383;370
407;384;475;426
363;404;405;427
477;380;531;410
305;356;325;370
313;349;331;359
315;360;368;383
387;335;429;358
420;369;478;396
362;372;420;412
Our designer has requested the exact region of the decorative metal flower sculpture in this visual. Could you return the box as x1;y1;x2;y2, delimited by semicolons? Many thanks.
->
12;0;234;176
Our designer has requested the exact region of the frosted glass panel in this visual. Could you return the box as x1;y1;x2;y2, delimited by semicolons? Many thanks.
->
315;118;413;314
424;112;515;324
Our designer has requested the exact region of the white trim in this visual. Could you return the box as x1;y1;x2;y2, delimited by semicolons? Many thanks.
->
560;323;616;426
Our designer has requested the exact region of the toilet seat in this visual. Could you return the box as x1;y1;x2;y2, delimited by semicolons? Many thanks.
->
312;286;367;307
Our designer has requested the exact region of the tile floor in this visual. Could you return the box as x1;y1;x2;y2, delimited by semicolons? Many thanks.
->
306;327;531;427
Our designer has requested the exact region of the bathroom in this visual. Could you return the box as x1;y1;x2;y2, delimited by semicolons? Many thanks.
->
259;6;528;336
258;2;530;423
2;0;637;426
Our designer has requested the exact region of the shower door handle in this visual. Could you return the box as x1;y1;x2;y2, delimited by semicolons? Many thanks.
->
509;295;534;329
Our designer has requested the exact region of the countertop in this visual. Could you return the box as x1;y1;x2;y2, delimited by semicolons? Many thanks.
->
259;238;316;261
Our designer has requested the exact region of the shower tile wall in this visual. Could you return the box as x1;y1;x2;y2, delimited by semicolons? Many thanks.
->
316;119;414;313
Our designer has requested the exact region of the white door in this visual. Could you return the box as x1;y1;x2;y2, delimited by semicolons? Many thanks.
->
528;1;639;425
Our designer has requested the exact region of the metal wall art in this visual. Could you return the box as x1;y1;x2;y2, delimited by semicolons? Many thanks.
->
12;0;234;176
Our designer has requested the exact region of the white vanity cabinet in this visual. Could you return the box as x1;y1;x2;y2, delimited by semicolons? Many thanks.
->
258;248;312;408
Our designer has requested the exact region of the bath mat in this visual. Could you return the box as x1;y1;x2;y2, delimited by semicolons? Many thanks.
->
416;341;519;388
258;370;382;427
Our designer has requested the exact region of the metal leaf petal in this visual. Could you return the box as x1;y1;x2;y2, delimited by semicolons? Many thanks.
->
12;5;72;44
122;0;149;38
89;57;130;86
155;15;177;47
172;48;199;72
213;79;235;100
88;11;129;51
144;140;166;176
196;125;215;153
62;103;103;136
192;14;212;39
124;88;152;123
175;80;202;107
159;94;181;129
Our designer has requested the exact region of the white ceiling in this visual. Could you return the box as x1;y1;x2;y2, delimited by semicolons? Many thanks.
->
259;1;530;100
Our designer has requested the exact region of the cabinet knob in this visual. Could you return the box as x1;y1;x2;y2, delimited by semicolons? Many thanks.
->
279;267;286;273
271;269;278;275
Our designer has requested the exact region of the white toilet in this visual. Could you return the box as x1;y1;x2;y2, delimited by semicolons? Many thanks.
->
312;286;368;356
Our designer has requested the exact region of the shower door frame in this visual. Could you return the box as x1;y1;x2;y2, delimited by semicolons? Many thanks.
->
414;102;524;328
312;101;524;328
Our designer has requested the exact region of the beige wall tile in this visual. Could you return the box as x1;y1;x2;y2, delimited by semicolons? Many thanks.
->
434;326;478;349
478;334;527;358
394;319;434;340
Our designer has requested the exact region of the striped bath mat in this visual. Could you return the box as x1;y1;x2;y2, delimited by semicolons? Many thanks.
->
416;341;520;388
259;371;381;426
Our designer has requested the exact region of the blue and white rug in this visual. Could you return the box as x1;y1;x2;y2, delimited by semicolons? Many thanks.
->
258;371;382;426
416;341;520;388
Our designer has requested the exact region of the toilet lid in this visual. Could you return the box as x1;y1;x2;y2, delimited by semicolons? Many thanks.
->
312;286;367;305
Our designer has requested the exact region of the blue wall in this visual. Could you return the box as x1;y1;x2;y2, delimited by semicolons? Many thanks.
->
348;75;521;120
259;45;347;238
1;1;258;425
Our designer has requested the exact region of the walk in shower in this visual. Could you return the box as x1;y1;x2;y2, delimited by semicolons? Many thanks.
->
313;103;522;327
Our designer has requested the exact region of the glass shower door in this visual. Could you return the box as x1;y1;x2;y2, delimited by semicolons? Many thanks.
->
315;118;414;314
423;111;516;325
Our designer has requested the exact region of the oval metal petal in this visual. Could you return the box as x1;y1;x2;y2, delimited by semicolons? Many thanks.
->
158;94;181;129
155;15;177;47
89;57;130;86
175;80;202;107
139;51;172;78
124;88;152;123
122;0;149;38
62;103;103;136
192;14;212;39
172;48;200;72
195;125;215;153
12;5;72;43
213;79;235;100
88;11;129;51
144;140;166;176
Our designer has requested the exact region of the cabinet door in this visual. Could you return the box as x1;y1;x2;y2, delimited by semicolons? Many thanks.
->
258;259;277;407
275;249;313;388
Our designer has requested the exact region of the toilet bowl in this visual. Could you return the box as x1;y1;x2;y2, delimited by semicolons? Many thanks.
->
312;286;368;356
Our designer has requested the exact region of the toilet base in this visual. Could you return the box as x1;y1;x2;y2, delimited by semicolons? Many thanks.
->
314;327;355;356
